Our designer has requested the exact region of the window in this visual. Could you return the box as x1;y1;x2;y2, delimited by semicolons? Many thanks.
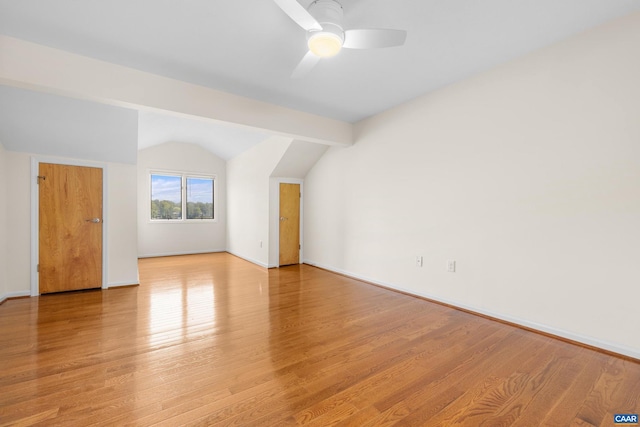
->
150;173;215;221
151;174;182;220
186;177;214;219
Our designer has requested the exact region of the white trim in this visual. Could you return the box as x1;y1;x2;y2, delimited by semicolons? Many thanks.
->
227;251;269;268
0;291;31;304
273;178;304;267
31;156;109;296
103;164;109;291
138;249;226;259
303;259;640;360
30;158;37;296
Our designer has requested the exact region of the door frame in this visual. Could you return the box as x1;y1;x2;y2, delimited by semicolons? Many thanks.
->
269;178;303;268
30;156;108;296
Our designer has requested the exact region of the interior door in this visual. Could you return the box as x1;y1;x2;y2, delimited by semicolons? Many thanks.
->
38;163;103;294
279;183;300;266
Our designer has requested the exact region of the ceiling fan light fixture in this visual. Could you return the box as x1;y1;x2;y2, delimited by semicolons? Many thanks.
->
308;31;343;57
275;0;406;77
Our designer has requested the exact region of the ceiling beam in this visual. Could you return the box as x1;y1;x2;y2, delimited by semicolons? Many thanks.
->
0;35;353;146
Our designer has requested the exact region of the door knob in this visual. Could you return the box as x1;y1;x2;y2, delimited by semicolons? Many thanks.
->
279;216;288;221
86;218;102;223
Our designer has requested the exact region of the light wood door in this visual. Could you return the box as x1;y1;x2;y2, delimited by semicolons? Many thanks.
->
279;183;300;266
39;163;103;294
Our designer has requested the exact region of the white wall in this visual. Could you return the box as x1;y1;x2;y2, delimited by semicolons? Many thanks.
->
0;150;139;297
304;14;640;358
107;163;139;286
137;142;227;257
0;85;138;164
267;141;326;267
226;136;291;267
5;151;31;297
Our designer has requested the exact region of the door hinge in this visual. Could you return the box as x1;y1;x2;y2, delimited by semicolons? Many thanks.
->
37;264;40;273
299;244;301;249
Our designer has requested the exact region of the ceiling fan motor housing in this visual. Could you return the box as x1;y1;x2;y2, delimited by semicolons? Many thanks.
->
274;0;408;76
307;0;344;40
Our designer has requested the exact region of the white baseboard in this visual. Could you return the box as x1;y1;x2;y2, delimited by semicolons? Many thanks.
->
0;290;31;304
138;249;226;259
304;259;640;360
106;281;139;289
226;251;269;268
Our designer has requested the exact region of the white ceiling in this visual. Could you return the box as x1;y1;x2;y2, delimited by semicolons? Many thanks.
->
1;0;639;158
138;111;269;160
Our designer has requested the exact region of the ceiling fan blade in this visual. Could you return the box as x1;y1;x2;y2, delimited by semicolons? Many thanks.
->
343;29;407;49
291;51;321;79
273;0;322;31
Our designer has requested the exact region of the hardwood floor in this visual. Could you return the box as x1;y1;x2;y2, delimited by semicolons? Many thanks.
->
1;253;638;426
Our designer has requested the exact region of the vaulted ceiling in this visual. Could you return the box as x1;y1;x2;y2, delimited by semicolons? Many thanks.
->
1;0;639;159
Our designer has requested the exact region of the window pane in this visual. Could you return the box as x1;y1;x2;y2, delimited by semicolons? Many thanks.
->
186;177;214;219
151;174;182;220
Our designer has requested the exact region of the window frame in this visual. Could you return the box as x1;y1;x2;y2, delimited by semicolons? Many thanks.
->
149;170;217;223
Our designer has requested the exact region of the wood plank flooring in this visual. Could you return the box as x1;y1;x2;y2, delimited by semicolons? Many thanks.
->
1;253;639;426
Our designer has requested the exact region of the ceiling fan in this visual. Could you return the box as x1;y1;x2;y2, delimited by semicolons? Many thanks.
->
274;0;407;78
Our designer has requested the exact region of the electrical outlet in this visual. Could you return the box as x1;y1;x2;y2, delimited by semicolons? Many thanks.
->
416;256;423;267
447;260;456;272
